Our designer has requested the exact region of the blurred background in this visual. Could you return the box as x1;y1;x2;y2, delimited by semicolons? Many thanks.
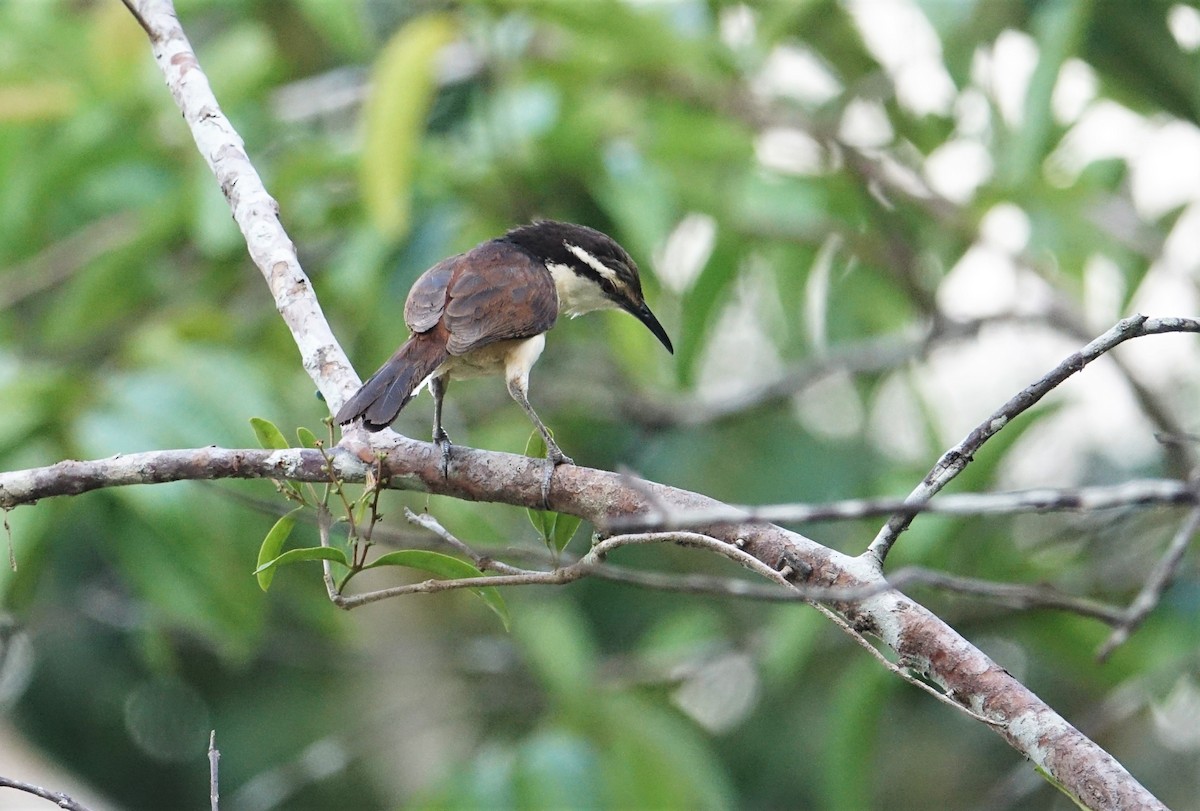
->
3;0;1200;808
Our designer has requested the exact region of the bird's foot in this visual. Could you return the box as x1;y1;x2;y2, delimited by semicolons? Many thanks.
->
548;446;575;467
434;428;453;479
539;442;575;508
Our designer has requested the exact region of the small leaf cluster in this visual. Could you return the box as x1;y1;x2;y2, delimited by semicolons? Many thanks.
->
249;416;509;629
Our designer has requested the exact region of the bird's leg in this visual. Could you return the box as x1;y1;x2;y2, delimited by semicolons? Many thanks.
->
506;375;572;509
430;374;452;479
506;376;573;466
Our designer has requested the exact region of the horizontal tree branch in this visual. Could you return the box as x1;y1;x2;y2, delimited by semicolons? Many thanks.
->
1;452;1131;626
610;478;1199;532
0;447;336;508
0;436;1167;808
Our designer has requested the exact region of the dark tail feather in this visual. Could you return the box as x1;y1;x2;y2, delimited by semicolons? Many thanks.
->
335;335;449;431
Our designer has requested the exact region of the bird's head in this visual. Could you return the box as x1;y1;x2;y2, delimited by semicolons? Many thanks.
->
503;220;674;354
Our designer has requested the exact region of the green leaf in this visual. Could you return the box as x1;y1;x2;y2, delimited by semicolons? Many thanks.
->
999;0;1088;188
528;507;554;544
550;513;583;554
253;546;348;578
366;549;510;630
250;417;290;450
677;232;743;387
522;430;583;552
524;429;548;460
528;508;583;554
361;13;458;239
255;507;303;591
365;549;475;573
525;430;555;539
250;417;304;497
296;426;321;449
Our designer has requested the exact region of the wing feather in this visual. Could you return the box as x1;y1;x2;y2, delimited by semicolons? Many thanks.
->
441;242;558;356
404;260;454;333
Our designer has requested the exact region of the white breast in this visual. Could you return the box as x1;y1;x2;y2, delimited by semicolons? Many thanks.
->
546;262;618;317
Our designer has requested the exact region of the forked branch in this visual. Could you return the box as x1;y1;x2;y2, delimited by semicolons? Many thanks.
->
4;1;1168;808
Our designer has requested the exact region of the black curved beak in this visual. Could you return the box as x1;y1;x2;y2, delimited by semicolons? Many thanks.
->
629;300;674;354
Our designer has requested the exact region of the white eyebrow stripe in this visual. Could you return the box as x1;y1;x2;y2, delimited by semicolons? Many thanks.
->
565;242;620;285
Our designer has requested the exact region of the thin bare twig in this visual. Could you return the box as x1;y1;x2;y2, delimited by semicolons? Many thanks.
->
1097;506;1200;660
316;503;342;605
891;568;1127;625
812;602;1004;727
610;478;1199;533
389;514;1004;726
867;315;1200;564
1044;311;1196;477
587;563;1127;623
365;513;1129;629
0;776;93;811
209;730;220;811
326;529;777;610
4;509;13;572
403;508;482;563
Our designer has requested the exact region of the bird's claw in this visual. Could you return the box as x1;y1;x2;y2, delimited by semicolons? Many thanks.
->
540;443;574;508
434;429;453;479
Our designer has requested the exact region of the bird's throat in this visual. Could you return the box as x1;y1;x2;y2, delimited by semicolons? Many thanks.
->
546;261;617;317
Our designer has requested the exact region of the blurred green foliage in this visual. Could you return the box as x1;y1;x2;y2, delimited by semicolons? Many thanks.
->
2;0;1200;808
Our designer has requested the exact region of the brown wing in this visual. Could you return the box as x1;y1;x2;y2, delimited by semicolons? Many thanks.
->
404;259;455;334
439;241;558;356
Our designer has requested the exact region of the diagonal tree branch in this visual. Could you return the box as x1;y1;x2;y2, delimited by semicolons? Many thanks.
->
1097;506;1200;660
119;0;358;409
866;315;1200;563
0;775;93;811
